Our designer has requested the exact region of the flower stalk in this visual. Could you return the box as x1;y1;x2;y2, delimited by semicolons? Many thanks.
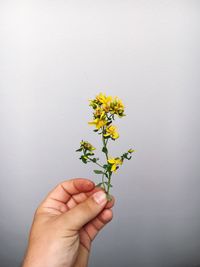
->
76;93;135;200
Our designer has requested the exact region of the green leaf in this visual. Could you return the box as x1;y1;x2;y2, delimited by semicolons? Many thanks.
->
103;164;108;169
107;164;112;171
96;182;103;187
102;146;108;154
86;152;94;156
93;129;98;132
106;120;112;126
76;148;82;152
93;170;105;174
92;158;99;162
80;155;88;164
122;152;129;160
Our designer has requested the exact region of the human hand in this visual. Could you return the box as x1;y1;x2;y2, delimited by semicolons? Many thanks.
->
22;178;114;267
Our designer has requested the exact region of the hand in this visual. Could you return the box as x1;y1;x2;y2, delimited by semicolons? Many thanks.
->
22;178;114;267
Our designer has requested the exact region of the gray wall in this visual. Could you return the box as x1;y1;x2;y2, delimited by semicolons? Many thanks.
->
0;1;200;266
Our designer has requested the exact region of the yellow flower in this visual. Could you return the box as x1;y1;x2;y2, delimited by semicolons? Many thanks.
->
108;157;123;172
104;125;119;139
88;118;107;129
96;93;113;113
110;97;125;117
94;107;105;118
88;111;107;129
96;93;112;106
89;93;125;117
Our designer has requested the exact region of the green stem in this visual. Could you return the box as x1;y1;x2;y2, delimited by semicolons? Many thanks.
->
105;138;109;146
106;113;113;121
102;126;112;194
102;126;109;160
87;157;104;169
102;173;106;191
107;173;112;195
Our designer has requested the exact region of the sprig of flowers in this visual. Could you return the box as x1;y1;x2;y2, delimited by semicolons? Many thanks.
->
76;93;135;200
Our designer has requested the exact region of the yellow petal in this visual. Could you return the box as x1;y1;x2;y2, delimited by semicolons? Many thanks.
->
108;158;115;164
116;159;122;165
113;132;119;139
111;164;117;172
88;121;95;125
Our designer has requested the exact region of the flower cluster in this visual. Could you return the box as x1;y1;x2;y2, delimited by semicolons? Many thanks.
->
76;93;134;200
76;141;96;164
88;93;125;138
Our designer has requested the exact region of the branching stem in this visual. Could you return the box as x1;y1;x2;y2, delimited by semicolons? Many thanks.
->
87;157;104;169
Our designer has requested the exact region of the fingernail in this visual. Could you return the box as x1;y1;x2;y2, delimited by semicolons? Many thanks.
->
93;191;107;205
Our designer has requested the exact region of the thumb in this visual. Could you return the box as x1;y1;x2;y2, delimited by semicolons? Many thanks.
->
62;191;108;230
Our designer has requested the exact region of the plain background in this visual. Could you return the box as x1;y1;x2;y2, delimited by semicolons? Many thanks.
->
0;1;200;266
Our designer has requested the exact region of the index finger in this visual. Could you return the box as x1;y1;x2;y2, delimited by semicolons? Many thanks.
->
44;178;95;204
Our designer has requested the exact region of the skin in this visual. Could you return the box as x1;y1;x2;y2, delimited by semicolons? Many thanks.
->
22;178;114;267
